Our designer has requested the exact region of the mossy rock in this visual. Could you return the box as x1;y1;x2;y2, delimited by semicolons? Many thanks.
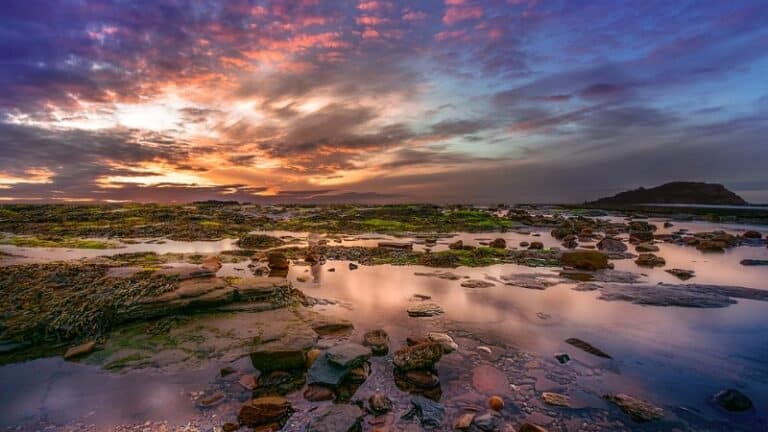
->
560;251;609;270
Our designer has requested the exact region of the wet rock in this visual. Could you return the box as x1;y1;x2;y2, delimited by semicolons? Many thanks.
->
362;329;389;355
267;252;289;270
255;370;305;396
554;353;570;364
312;318;354;335
393;342;443;371
472;365;509;395
327;343;371;368
664;221;674;228
472;412;501;431
307;352;353;388
565;338;612;359
635;253;666;267
369;393;393;415
306;348;321;367
199;391;226;407
528;241;544;250
349;263;358;270
597;282;768;308
449;240;464;250
221;422;238;432
743;230;762;239
237;234;284;250
519;241;530;247
740;259;768;266
560;251;609;270
200;256;222;273
714;389;753;412
460;279;495;288
303;384;335;402
500;273;560;290
415;271;461;280
250;333;317;372
604;393;663;422
407;302;444;317
155;264;215;280
379;241;413;250
489;238;507;249
64;341;96;359
220;366;236;377
519;423;548;432
454;413;475;430
635;243;659;252
306;404;364;432
542;392;571;407
403;396;445;429
427;332;458;353
237;396;293;427
398;369;440;388
488;395;504;411
239;374;257;390
597;237;627;253
666;268;695;280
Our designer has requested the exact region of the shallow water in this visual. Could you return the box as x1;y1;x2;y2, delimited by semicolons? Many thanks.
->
1;219;767;430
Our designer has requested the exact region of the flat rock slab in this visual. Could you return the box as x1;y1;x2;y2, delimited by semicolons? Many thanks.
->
64;341;96;359
407;303;444;317
326;343;371;368
251;333;318;372
597;283;768;308
565;338;612;359
604;393;663;422
378;241;413;250
460;279;495;288
414;271;461;280
307;352;351;387
305;404;363;432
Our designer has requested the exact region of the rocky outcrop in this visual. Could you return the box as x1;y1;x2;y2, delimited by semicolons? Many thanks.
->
589;182;747;206
596;282;768;308
714;389;753;412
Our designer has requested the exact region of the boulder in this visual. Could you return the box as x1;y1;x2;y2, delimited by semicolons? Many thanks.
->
472;412;501;431
604;393;663;422
307;352;353;388
714;389;753;412
449;240;464;250
200;256;222;273
426;332;458;353
237;396;292;427
489;238;507;249
740;259;768;266
305;404;364;432
560;251;609;270
326;343;371;368
250;333;317;372
635;243;659;252
742;231;762;239
635;253;666;267
303;384;335;402
666;268;695;280
267;252;289;270
528;241;544;250
393;342;443;371
362;329;389;355
454;413;475;430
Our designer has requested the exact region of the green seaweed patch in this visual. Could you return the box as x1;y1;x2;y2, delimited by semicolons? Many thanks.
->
0;235;116;249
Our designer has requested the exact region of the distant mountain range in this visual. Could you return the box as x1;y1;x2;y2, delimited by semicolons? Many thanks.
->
589;182;747;206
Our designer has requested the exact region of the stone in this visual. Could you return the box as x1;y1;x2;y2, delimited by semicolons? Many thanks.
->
198;391;225;407
427;332;458;353
327;343;372;368
237;396;293;427
528;241;544;250
488;395;504;411
201;256;222;273
401;369;440;388
349;263;358;270
222;422;238;432
635;243;659;252
307;352;352;387
565;338;612;359
369;393;393;415
560;251;609;270
519;241;530;247
305;404;364;432
407;302;444;317
415;271;461;280
596;282;768;308
220;366;236;377
393;342;443;371
489;238;507;249
250;333;317;372
312;318;354;335
454;413;475;430
267;252;289;270
635;253;666;267
714;389;753;412
472;412;501;431
472;365;509;395
403;396;444;429
64;341;96;359
449;240;464;250
362;329;389;355
604;393;663;422
306;348;321;367
554;353;570;364
742;230;762;239
542;392;571;407
597;237;627;253
460;279;495;288
519;423;548;432
378;241;413;249
303;384;335;402
740;259;768;266
239;374;257;390
666;268;695;280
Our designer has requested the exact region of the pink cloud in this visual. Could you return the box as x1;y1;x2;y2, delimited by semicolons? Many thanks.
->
435;29;468;42
402;10;427;21
443;6;483;25
358;1;385;11
356;16;389;26
362;28;381;39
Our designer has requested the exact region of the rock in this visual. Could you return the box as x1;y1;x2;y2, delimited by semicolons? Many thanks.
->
519;423;548;432
199;391;226;407
740;259;768;266
238;374;257;390
664;221;674;228
635;253;666;267
714;389;753;412
222;422;239;432
542;392;571;407
597;282;768;308
488;395;504;411
460;279;495;288
64;341;96;359
560;251;609;270
303;384;335;402
237;396;293;427
528;241;544;250
201;256;222;273
477;346;492;354
349;263;358;270
472;412;501;431
403;396;444;429
604;393;663;422
307;352;353;387
415;271;461;280
519;241;530;247
407;302;444;317
597;237;627;253
312;318;354;335
565;338;612;359
427;332;458;353
742;230;762;239
362;329;389;355
306;348;321;367
554;353;570;364
267;252;289;270
454;413;475;430
393;342;443;371
369;393;393;415
666;268;695;280
250;333;317;372
397;369;441;390
378;241;413;249
472;365;509;395
326;343;372;368
306;404;364;432
561;236;578;249
489;238;507;249
635;243;659;252
220;366;236;377
449;240;464;250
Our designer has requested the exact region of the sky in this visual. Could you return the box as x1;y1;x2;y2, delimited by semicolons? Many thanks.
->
1;0;767;204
